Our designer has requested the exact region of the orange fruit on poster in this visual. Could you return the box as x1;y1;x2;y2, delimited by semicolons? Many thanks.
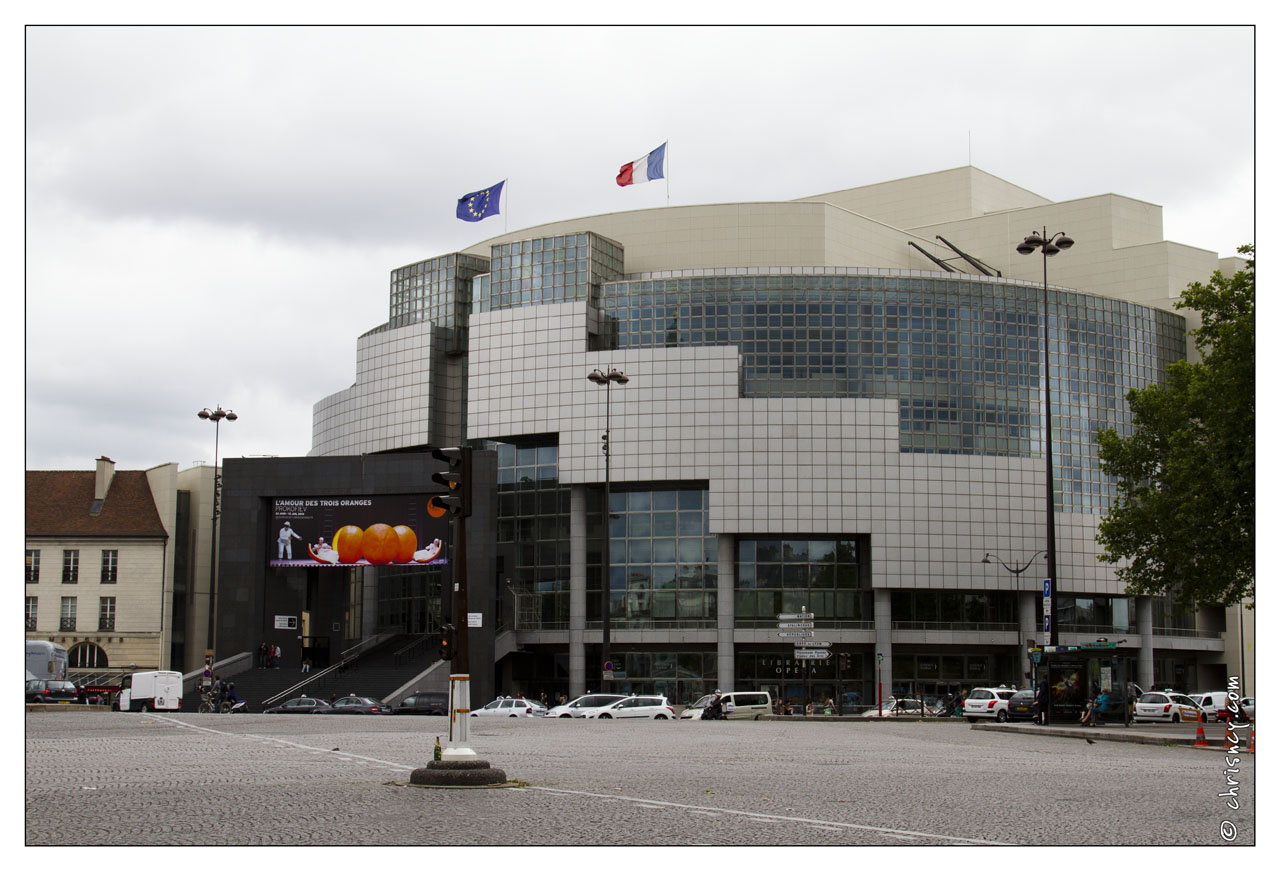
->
393;525;417;563
361;523;399;564
332;525;364;563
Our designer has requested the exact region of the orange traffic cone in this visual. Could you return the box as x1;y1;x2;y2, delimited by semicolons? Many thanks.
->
1249;725;1255;753
1194;722;1208;746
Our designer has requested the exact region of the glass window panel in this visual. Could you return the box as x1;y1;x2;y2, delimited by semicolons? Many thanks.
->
627;491;652;511
652;564;677;589
756;541;780;562
758;564;782;586
678;490;702;510
678;512;702;536
652;591;676;618
653;491;678;510
783;565;808;587
628;539;652;563
652;539;677;563
809;540;835;562
653;513;678;536
629;514;652;537
677;539;703;563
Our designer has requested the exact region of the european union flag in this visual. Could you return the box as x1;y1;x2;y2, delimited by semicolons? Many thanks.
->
456;180;505;222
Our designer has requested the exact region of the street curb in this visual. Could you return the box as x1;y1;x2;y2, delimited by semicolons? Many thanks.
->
971;723;1196;745
759;715;966;723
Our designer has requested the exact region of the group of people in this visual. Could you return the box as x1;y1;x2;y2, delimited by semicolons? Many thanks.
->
205;675;238;709
257;642;282;669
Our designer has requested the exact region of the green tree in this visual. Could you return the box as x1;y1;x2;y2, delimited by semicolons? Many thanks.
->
1095;245;1254;606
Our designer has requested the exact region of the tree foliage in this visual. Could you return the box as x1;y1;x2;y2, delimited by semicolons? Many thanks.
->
1095;245;1254;606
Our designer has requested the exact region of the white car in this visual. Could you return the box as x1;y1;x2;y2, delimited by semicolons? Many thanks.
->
470;697;547;718
543;694;627;718
860;698;930;717
1133;692;1203;723
581;696;675;720
963;687;1018;722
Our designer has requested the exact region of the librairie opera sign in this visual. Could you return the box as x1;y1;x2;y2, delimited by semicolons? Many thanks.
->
268;495;449;568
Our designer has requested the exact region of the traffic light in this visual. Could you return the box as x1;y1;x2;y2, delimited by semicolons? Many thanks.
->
438;624;455;660
427;446;472;518
839;652;852;672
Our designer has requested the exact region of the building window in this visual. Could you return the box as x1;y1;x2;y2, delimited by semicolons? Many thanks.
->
101;550;119;584
60;597;77;631
98;597;116;632
62;549;79;584
25;597;37;631
736;538;871;627
69;642;108;668
26;550;39;584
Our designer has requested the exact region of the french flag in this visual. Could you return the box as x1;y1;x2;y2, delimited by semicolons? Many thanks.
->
616;142;666;187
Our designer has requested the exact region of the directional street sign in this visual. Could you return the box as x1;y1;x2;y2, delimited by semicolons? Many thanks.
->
794;649;831;660
776;613;809;620
777;631;813;638
777;621;814;630
793;641;831;648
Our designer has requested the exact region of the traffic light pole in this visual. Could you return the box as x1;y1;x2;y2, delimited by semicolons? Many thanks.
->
411;445;507;787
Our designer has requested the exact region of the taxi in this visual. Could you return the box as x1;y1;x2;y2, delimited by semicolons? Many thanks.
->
1133;691;1202;723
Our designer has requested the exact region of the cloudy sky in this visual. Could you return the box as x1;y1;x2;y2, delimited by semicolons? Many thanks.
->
22;23;1256;473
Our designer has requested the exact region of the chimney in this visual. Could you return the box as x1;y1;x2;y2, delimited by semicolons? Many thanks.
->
94;456;116;501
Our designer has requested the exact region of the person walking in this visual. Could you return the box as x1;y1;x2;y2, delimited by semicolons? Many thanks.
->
273;644;282;668
301;657;312;674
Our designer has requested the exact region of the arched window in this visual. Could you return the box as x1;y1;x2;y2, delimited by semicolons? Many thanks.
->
68;642;108;669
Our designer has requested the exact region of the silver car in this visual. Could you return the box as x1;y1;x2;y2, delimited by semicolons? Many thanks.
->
543;694;627;718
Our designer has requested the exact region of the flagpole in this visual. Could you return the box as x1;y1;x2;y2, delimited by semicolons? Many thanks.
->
504;178;508;234
665;141;670;206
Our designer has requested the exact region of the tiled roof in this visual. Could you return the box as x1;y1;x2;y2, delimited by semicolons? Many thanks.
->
26;470;169;538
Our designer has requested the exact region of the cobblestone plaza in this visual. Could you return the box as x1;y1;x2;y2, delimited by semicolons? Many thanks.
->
25;711;1254;847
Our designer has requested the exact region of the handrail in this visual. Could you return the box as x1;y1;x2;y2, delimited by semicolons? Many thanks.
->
394;634;433;668
262;634;394;707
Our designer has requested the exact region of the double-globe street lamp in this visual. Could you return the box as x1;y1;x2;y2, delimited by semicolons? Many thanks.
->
1015;228;1074;647
198;405;237;657
588;367;628;685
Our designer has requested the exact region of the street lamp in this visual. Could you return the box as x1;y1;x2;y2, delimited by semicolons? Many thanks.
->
198;405;237;658
981;551;1047;576
1016;228;1074;646
588;367;628;684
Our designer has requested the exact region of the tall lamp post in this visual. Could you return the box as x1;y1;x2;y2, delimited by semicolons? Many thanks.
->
1016;228;1074;646
198;405;237;658
588;366;628;685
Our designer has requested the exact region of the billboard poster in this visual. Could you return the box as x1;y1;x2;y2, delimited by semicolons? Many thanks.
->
269;495;449;568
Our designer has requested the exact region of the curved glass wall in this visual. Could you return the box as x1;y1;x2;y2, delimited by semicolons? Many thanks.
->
601;272;1185;513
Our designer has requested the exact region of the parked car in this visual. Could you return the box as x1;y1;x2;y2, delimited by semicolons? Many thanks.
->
263;696;333;714
859;698;930;717
679;691;773;720
963;687;1018;722
1241;697;1255;720
393;692;449;715
582;696;676;719
26;678;78;704
1133;691;1202;723
543;694;627;718
1006;689;1038;722
470;697;547;718
318;695;390;715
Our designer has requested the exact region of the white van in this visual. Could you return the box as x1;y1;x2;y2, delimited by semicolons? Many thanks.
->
680;691;773;720
116;670;183;712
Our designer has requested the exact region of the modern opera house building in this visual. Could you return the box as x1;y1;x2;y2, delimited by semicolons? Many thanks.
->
309;166;1248;708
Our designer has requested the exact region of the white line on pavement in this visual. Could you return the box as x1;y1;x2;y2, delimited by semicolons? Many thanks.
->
147;714;417;772
528;786;1012;845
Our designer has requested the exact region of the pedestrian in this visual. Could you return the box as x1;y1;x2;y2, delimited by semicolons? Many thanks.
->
273;644;282;668
1035;681;1050;725
301;657;311;674
259;642;269;668
804;698;814;716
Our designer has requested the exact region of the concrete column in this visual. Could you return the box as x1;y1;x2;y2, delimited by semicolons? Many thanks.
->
717;534;736;691
569;484;588;698
1018;591;1038;688
874;588;892;706
1136;595;1154;690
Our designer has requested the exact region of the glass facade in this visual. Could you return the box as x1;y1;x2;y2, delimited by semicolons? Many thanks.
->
389;252;490;350
601;487;718;628
481;232;623;312
890;590;1019;630
494;439;572;629
601;273;1185;513
1056;595;1136;634
735;538;871;627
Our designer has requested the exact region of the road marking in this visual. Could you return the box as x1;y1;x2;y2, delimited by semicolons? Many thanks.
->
147;714;416;772
528;787;1012;845
145;716;1010;845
